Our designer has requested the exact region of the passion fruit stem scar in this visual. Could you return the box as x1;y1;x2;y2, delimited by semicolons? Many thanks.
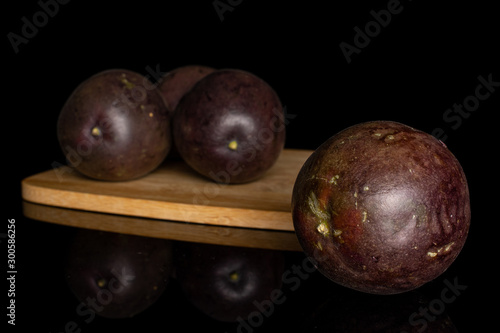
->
96;277;107;288
228;140;238;151
229;271;239;282
91;126;101;137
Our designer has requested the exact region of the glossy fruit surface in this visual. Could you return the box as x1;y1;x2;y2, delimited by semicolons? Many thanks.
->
292;121;470;294
173;69;285;183
158;64;215;114
57;69;171;181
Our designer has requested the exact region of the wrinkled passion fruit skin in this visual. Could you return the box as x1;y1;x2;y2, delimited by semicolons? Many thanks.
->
173;69;286;184
291;121;470;294
57;69;171;181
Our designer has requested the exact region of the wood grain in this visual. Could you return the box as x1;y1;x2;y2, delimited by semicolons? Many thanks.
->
21;149;312;231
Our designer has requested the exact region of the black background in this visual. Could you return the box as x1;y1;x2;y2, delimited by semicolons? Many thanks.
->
4;0;498;332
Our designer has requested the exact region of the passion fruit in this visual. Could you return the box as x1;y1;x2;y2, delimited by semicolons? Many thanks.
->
292;121;470;294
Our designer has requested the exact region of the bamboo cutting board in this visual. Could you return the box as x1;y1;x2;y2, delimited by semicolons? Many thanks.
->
22;202;303;251
21;149;313;232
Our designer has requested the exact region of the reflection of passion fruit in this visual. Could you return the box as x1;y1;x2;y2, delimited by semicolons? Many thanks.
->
65;230;173;318
174;242;285;322
292;121;470;294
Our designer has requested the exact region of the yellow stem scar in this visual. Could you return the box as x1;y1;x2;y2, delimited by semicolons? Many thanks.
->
91;126;101;137
228;140;238;151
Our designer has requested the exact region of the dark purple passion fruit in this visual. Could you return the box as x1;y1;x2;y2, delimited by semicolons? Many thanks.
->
291;121;470;294
157;64;216;115
172;69;286;184
57;69;171;181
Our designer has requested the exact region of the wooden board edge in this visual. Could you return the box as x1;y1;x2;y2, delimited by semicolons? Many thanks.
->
21;178;295;231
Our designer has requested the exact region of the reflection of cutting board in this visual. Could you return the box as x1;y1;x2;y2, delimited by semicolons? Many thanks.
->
22;202;303;251
21;149;313;231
